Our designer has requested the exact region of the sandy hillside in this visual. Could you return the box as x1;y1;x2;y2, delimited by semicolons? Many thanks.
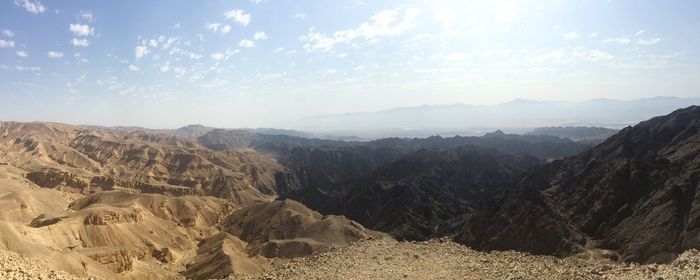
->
230;238;700;280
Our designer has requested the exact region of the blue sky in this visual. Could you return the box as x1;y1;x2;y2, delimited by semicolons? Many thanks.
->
1;0;699;128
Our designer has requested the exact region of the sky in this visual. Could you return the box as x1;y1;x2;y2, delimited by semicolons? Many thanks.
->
1;0;699;128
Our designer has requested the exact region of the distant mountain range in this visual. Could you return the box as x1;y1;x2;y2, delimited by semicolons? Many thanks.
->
295;96;700;138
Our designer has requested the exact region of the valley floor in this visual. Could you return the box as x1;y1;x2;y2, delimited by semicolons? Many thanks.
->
230;238;700;280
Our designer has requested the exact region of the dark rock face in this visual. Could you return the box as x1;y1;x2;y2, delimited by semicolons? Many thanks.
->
457;106;700;263
283;146;541;241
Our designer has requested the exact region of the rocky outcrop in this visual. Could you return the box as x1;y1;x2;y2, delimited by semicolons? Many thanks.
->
457;106;700;263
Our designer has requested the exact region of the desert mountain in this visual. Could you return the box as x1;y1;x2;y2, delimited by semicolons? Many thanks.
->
0;122;384;279
456;105;700;263
0;121;288;204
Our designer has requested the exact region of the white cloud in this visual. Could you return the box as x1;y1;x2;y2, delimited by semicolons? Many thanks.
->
253;32;268;40
47;51;63;58
205;23;221;32
224;10;251;26
16;66;40;71
251;0;264;3
161;37;177;49
2;30;14;37
188;52;202;60
16;50;28;57
533;48;614;64
603;37;631;44
589;32;598;38
563;31;579;40
337;53;348;58
576;49;614;62
637;38;661;45
69;24;94;36
13;0;45;14
294;13;307;20
239;39;255;48
148;39;158;47
210;49;239;60
635;30;645;36
0;39;15;48
134;46;149;58
210;52;225;60
206;23;231;34
300;7;421;52
221;25;231;34
128;64;139;71
272;47;285;53
71;38;90;46
80;11;95;22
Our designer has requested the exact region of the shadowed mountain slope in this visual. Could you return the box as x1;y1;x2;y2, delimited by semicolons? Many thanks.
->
456;106;700;263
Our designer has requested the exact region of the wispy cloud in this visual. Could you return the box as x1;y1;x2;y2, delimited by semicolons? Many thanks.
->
69;24;94;36
0;39;15;48
205;23;231;34
70;38;90;47
224;10;251;26
128;64;139;71
563;31;579;40
16;50;28;57
13;0;45;14
239;39;255;48
221;25;231;34
16;66;41;71
2;30;14;37
159;62;170;73
533;48;614;64
80;11;95;22
300;7;421;52
603;37;631;44
637;38;661;45
134;46;150;58
293;13;307;20
210;52;225;60
210;48;239;60
47;51;63;58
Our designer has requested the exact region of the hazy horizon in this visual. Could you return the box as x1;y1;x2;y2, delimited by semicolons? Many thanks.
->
2;0;700;128
1;96;697;139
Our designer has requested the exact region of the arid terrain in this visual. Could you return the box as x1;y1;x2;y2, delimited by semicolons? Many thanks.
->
1;107;700;279
4;238;700;280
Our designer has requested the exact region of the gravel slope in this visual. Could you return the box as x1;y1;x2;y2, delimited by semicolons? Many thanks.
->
0;249;91;280
229;238;700;280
